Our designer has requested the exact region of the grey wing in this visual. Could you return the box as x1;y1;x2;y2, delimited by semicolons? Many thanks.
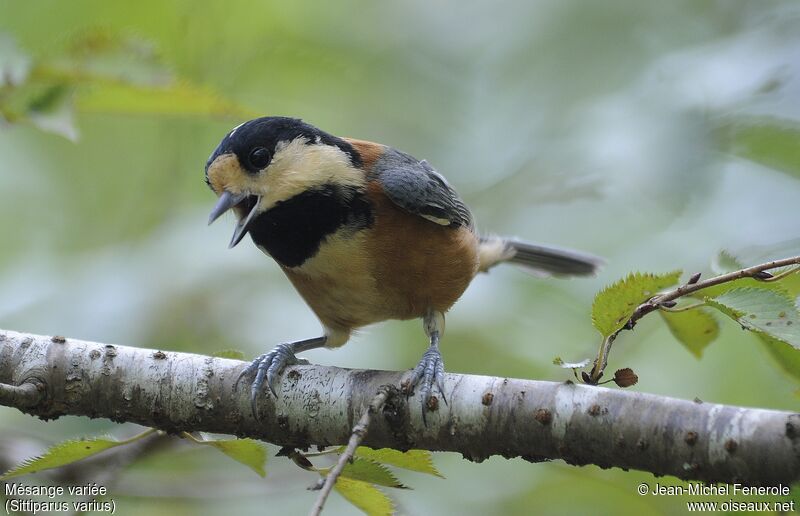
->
374;148;473;228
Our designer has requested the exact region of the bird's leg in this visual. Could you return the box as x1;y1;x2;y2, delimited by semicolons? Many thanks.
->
235;336;326;417
407;310;447;421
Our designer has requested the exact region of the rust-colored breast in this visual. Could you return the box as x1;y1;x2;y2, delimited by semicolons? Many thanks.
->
277;166;480;335
345;138;385;172
364;180;480;319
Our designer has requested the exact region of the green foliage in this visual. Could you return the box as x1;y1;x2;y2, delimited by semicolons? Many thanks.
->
705;287;800;350
594;262;800;382
711;250;744;275
189;444;438;513
77;81;252;117
193;434;267;477
591;271;681;336
349;447;443;478
659;308;719;358
759;334;800;384
0;29;252;140
1;436;129;479
338;458;407;489
334;477;394;516
314;447;442;513
716;116;800;178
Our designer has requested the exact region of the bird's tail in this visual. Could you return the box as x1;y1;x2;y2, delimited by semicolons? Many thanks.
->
478;236;603;277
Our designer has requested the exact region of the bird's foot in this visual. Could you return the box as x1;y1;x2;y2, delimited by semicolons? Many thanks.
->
405;345;447;423
235;343;309;417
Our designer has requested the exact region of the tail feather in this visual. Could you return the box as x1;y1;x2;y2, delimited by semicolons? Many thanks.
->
478;236;603;277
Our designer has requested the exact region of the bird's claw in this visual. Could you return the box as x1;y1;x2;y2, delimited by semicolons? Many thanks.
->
407;346;447;424
235;343;308;418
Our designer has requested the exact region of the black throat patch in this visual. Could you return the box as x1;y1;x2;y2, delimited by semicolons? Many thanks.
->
247;185;373;268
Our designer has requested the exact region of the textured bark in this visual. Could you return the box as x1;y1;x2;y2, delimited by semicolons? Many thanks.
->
1;329;798;486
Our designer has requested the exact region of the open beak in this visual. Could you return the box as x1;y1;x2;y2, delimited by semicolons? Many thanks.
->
207;191;262;248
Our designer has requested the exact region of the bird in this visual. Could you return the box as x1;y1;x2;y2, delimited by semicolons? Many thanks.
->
205;116;602;417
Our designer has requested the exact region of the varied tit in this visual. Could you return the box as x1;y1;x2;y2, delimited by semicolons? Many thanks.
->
205;116;602;417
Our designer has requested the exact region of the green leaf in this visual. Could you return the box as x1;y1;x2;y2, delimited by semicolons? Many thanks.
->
351;447;443;478
334;477;394;516
759;334;800;384
339;458;407;489
1;436;123;479
212;349;246;360
77;81;254;118
1;30;255;138
660;308;719;358
716;116;800;178
196;436;267;477
711;250;743;275
592;271;682;336
781;268;800;298
705;288;800;349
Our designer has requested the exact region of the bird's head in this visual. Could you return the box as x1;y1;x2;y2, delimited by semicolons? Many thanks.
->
205;116;364;247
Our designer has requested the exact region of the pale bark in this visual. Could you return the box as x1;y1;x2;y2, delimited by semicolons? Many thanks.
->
0;329;797;486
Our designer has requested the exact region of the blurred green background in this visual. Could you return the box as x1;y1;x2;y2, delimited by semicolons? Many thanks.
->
1;1;799;514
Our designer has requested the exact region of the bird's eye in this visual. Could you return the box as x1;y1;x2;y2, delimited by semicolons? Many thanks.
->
248;147;271;169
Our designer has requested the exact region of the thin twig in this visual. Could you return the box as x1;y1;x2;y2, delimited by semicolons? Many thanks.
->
309;386;393;516
589;255;800;382
657;301;706;313
758;265;800;282
302;448;341;458
0;381;42;408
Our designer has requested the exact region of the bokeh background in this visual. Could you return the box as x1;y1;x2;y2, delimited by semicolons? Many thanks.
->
1;1;799;514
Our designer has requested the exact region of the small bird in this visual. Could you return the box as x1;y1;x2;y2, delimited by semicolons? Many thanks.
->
205;117;601;416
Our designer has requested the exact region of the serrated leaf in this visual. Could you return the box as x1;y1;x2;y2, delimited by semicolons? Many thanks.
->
212;349;245;360
592;271;682;336
58;30;169;87
759;334;800;384
197;437;267;477
660;308;720;358
334;477;394;516
0;437;123;479
338;458;407;489
712;250;743;275
77;81;254;118
705;288;800;349
716;116;800;178
350;447;443;478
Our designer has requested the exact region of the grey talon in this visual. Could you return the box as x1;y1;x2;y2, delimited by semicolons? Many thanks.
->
237;337;327;418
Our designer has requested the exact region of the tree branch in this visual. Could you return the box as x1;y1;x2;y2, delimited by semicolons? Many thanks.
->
1;329;798;486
